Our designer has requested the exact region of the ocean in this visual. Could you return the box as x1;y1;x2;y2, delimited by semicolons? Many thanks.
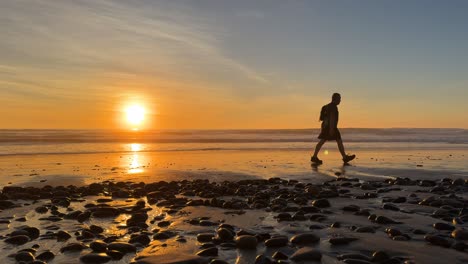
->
0;128;467;186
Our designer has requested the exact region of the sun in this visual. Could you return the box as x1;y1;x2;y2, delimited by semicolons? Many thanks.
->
125;105;145;126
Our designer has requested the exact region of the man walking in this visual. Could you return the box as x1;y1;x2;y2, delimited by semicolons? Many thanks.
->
311;93;355;164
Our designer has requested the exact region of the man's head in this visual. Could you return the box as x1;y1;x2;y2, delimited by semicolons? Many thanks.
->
332;93;341;105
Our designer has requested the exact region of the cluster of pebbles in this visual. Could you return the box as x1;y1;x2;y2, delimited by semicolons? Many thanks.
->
0;176;467;263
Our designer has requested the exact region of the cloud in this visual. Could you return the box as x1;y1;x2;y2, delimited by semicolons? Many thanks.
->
0;0;269;101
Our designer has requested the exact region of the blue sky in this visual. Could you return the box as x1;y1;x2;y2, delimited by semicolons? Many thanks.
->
0;0;467;128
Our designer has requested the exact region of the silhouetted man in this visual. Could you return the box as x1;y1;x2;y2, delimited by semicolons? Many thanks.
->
311;93;355;164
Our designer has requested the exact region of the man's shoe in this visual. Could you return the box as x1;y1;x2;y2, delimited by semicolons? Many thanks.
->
343;154;356;163
311;156;323;164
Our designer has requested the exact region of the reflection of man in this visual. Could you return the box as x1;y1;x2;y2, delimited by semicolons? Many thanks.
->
311;93;355;164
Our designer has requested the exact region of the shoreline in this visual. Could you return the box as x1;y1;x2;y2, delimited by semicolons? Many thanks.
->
0;176;467;263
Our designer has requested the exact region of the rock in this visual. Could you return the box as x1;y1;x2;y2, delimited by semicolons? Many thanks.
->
60;242;87;252
107;242;137;254
355;226;376;233
36;251;55;261
5;235;30;245
433;222;455;231
129;234;151;245
276;213;292;221
90;241;108;252
329;237;359;245
217;228;234;241
290;247;322;261
337;253;371;261
80;253;112;263
382;203;400;211
15;252;35;262
197;233;215;243
265;236;288;247
197;247;218;257
92;207;120;218
57;230;72;241
452;229;468;240
424;235;452;248
90;225;104;234
35;206;48;214
255;254;273;264
210;260;228;264
312;199;330;208
158;220;171;227
290;232;320;244
272;251;288;260
375;216;401;224
134;254;209;264
106;250;124;260
235;235;258;249
372;251;390;262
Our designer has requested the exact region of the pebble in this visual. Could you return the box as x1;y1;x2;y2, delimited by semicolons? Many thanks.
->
107;242;137;253
36;251;55;261
106;250;124;260
129;234;151;245
290;247;322;261
272;251;288;260
424;235;452;248
60;242;87;252
15;252;35;262
235;235;258;249
80;253;112;263
197;247;218;256
197;233;215;243
265;236;288;247
312;199;330;208
90;240;108;252
5;235;30;245
452;229;468;240
290;233;320;244
433;222;455;231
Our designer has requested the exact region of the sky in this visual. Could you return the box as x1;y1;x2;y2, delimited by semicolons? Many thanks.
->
1;0;467;129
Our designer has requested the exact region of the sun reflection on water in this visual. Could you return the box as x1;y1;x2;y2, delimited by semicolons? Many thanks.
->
128;143;143;174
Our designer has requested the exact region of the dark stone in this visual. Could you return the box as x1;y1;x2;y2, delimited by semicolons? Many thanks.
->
290;247;322;261
235;235;258;249
5;235;30;245
60;242;87;253
197;247;218;257
106;250;124;260
80;253;112;264
290;233;320;244
15;252;35;262
36;251;55;261
90;241;108;252
107;242;137;254
56;230;72;241
265;236;288;247
129;234;150;245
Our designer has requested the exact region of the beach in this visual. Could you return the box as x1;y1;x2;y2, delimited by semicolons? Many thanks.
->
0;129;468;263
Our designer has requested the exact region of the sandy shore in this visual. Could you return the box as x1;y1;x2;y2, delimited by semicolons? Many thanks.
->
0;175;468;264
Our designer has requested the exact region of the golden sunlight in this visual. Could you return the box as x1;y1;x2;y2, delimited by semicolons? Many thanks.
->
125;105;145;126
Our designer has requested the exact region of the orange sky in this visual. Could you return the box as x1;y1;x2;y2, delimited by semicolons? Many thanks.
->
1;1;467;129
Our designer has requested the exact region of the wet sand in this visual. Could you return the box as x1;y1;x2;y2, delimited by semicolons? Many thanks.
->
1;175;468;264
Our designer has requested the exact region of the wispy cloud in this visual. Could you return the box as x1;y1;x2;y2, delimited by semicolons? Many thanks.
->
0;0;268;102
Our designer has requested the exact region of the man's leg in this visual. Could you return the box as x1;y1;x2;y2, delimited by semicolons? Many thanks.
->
337;138;356;163
313;139;327;158
336;138;347;158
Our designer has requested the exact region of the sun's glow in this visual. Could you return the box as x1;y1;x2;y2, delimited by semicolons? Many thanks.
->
131;143;141;152
125;105;145;126
324;150;329;155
